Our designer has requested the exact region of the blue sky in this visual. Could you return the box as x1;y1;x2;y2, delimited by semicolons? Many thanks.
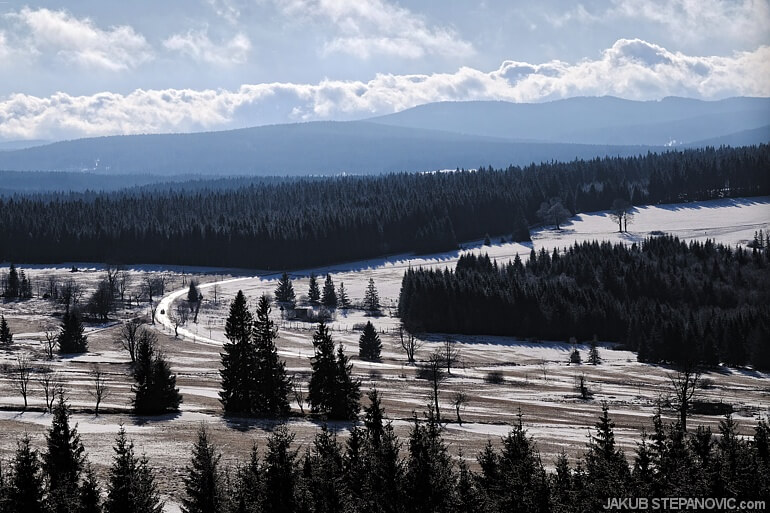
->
1;0;768;140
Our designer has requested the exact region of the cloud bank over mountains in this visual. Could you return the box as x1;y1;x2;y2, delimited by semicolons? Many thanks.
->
1;37;767;141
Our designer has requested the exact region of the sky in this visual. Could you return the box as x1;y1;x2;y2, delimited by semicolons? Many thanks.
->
0;0;768;141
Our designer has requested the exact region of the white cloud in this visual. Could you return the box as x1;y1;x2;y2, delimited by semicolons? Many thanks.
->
551;0;770;47
277;0;474;59
1;39;768;140
206;0;242;24
5;7;153;71
164;29;251;66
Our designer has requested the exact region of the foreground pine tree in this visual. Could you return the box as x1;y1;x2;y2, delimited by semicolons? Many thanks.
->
252;295;292;417
58;307;87;353
106;427;163;513
220;290;254;415
358;321;382;361
405;407;455;512
263;425;300;512
182;425;223;513
0;315;13;346
78;464;102;513
44;394;86;513
8;434;45;513
132;335;181;414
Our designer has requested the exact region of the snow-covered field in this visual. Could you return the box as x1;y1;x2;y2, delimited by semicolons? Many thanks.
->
1;196;768;510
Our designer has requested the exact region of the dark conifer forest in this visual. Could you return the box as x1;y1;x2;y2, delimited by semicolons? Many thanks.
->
0;145;767;269
399;236;770;369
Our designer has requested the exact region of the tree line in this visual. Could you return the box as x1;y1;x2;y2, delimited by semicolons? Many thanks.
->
1;145;767;269
1;392;768;513
399;236;770;369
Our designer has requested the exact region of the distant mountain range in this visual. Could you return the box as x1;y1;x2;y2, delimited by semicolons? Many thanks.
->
0;96;766;176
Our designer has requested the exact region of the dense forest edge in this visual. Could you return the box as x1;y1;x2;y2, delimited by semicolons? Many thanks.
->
0;145;768;269
1;392;768;513
399;235;770;369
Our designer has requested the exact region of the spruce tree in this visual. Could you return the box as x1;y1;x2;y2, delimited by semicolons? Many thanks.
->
363;278;380;313
0;315;12;346
220;290;255;414
78;464;102;513
358;321;382;361
44;394;86;513
305;425;346;512
405;407;455;512
308;274;320;305
333;344;361;420
58;307;88;354
6;263;20;298
106;427;163;513
497;417;550;512
308;322;337;417
274;272;296;305
338;282;351;309
9;434;45;513
362;389;404;512
321;274;338;308
132;335;181;414
252;294;292;417
263;425;299;513
588;338;602;365
182;425;223;513
187;280;200;303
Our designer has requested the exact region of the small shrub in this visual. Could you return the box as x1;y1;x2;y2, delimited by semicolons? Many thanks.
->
699;378;715;389
484;370;504;384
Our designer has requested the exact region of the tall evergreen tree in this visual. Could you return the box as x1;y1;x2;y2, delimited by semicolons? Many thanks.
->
405;407;455;513
252;294;292;417
132;335;181;414
333;344;361;420
304;425;346;513
358;321;382;361
338;282;351;309
274;272;296;305
0;315;12;346
44;394;86;513
262;425;300;513
8;434;45;513
588;338;602;365
78;464;102;513
182;425;223;513
308;322;338;417
362;389;405;512
321;274;338;308
58;307;87;354
187;280;200;303
105;427;163;513
6;263;20;298
220;290;254;415
308;274;321;305
364;278;381;313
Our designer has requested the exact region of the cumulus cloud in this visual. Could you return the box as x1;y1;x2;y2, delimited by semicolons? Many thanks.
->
1;39;768;140
4;7;153;71
164;29;251;66
277;0;474;59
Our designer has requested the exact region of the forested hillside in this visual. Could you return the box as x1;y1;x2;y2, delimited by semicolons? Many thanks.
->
0;145;767;269
399;236;770;369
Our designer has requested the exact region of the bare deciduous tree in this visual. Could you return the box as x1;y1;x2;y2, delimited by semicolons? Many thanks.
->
143;275;167;324
60;279;83;306
37;365;62;412
425;352;447;423
118;318;144;362
608;198;635;233
540;359;549;382
451;391;469;424
575;373;592;400
442;338;460;374
398;325;423;364
116;270;132;304
43;330;58;359
11;353;32;409
89;365;109;415
292;374;305;415
211;283;220;304
170;303;189;337
670;365;701;432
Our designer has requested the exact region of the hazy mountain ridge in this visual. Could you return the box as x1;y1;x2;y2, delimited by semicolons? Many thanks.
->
0;96;766;177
